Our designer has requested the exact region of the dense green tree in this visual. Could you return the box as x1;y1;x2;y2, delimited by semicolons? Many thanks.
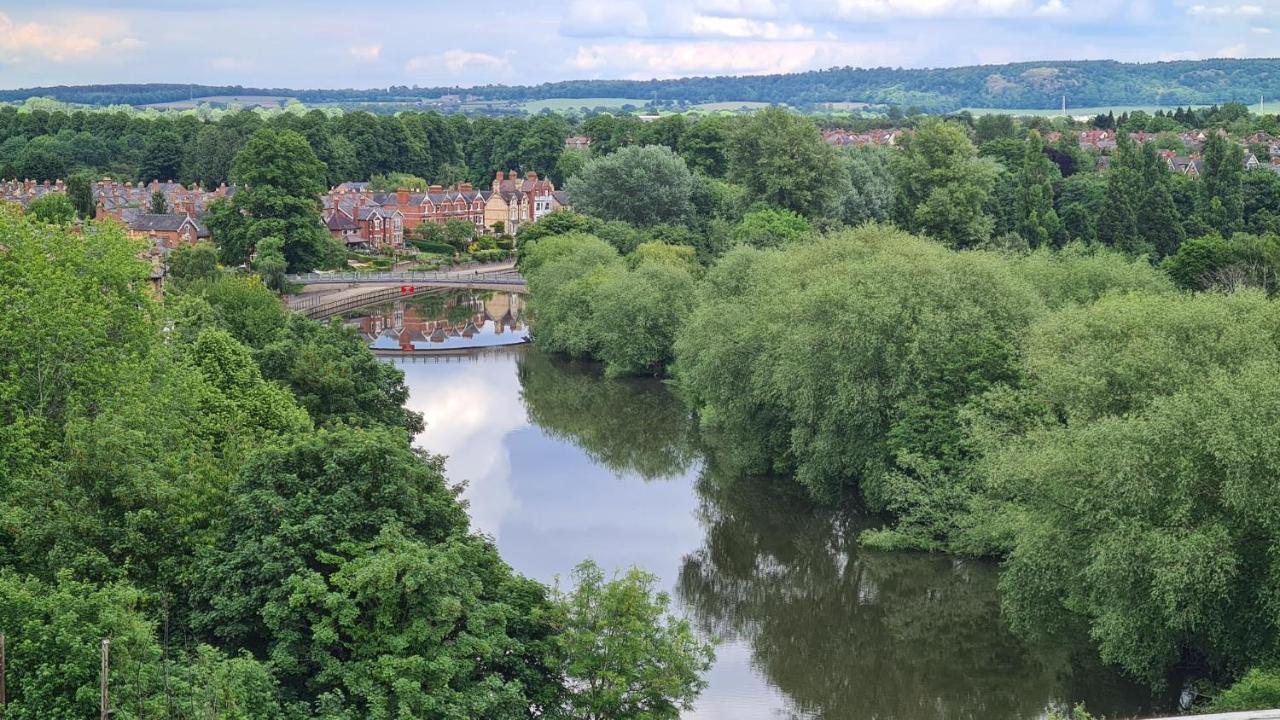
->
255;314;424;433
24;192;76;224
65;171;95;219
167;241;221;286
192;427;563;712
1015;132;1063;248
840;145;896;226
987;292;1280;682
587;259;697;377
727;108;841;219
1057;173;1107;243
555;560;714;720
675;226;1039;513
148;187;169;214
894;118;997;248
206;128;332;271
1162;233;1233;290
731;205;812;249
1201;132;1245;234
444;218;476;250
138;129;185;182
677;115;732;177
183;123;242;188
519;114;572;179
253;235;287;291
974;113;1017;144
566;145;695;226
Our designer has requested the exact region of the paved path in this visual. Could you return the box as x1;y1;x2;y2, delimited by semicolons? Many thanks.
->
1145;711;1280;720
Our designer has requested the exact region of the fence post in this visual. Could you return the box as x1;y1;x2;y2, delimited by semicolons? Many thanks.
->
100;638;110;720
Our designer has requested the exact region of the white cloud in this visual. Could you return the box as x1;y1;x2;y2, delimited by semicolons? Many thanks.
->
695;0;783;18
562;0;650;36
0;12;141;63
1218;42;1248;55
688;15;815;38
1252;25;1273;32
1035;0;1069;16
568;39;901;79
827;0;1040;19
406;49;510;74
347;44;381;62
1188;3;1266;15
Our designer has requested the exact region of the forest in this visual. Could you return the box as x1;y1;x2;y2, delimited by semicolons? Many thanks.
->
516;107;1280;710
6;58;1280;111
0;203;715;717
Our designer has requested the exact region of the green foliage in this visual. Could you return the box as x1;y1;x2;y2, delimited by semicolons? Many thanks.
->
1163;233;1233;289
727;107;841;219
731;206;812;249
168;242;221;286
1014;132;1063;248
525;234;696;376
1210;669;1280;711
148;187;169;214
987;292;1280;681
566;145;695;226
366;172;427;191
206;128;330;271
1202;132;1245;235
555;560;714;720
253;235;288;292
0;572;161;719
0;208;707;717
675;226;1041;510
894;118;997;248
443;218;475;250
66;171;96;219
840;145;896;226
25;192;77;224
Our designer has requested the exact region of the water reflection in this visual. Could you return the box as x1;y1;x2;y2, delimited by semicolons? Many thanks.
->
516;350;699;481
679;473;1166;720
345;290;529;351
397;348;1168;720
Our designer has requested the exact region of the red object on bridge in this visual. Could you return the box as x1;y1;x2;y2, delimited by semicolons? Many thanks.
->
400;285;415;295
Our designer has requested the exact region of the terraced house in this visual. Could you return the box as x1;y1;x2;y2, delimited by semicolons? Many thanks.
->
321;170;569;250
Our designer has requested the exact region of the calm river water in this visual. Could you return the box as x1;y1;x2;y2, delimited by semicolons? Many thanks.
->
348;293;1172;720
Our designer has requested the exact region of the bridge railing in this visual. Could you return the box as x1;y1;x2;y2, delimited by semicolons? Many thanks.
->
290;286;452;320
286;266;525;286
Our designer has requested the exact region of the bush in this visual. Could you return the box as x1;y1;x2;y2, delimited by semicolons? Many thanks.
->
1211;669;1280;712
412;240;455;255
470;249;509;264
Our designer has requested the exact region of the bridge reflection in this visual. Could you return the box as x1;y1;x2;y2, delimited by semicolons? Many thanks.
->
345;290;529;352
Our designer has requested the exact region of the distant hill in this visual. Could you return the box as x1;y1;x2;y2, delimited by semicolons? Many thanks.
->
5;58;1280;112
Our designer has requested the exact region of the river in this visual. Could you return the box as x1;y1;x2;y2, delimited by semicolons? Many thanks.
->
347;292;1171;720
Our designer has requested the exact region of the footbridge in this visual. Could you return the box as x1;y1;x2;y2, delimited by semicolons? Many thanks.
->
285;265;525;291
285;262;526;321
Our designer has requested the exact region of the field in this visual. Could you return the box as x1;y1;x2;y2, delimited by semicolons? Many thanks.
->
961;104;1216;117
521;97;651;112
143;94;296;110
690;101;774;111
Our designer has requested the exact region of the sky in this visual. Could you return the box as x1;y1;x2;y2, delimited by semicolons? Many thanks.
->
0;0;1277;90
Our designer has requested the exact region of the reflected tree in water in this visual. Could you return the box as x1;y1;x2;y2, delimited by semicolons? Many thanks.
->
516;350;698;481
677;471;1161;720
